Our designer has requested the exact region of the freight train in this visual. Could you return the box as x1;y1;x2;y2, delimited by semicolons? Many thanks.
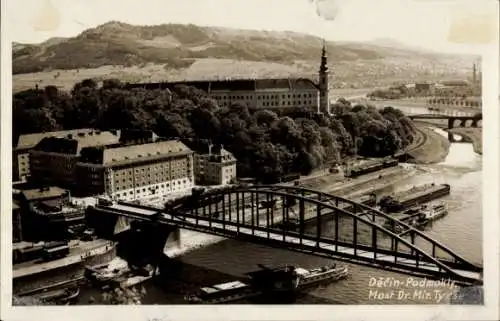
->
345;158;398;178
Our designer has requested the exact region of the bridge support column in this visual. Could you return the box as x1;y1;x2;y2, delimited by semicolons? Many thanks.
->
115;222;175;275
299;199;305;245
448;118;454;129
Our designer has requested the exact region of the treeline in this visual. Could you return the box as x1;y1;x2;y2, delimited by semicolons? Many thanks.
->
13;79;416;180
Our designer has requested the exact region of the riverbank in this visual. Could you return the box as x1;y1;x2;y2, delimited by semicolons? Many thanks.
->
408;125;450;164
449;128;483;155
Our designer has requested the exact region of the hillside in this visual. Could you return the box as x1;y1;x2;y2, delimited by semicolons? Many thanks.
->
12;21;478;91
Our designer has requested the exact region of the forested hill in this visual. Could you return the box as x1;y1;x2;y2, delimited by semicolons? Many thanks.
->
13;22;475;89
13;79;415;181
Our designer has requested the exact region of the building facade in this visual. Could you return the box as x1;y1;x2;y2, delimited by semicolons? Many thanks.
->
76;140;194;200
194;145;237;186
14;128;97;181
17;186;83;241
29;130;122;189
125;43;330;114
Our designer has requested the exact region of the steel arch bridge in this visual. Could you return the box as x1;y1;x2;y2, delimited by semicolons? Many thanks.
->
97;185;483;286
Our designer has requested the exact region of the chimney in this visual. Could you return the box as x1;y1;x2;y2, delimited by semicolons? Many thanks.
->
208;143;213;156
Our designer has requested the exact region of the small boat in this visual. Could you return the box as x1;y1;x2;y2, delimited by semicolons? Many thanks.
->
383;202;448;232
85;261;155;289
419;202;448;222
184;263;349;304
85;263;127;283
32;287;80;304
293;264;349;289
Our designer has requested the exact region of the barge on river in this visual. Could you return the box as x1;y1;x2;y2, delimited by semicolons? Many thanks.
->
184;263;349;304
384;202;448;232
379;183;450;213
13;239;116;298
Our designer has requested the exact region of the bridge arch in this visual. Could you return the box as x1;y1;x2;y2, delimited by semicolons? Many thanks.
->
247;185;479;268
149;185;482;283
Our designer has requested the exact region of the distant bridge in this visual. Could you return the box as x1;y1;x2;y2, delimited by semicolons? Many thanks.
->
409;114;482;129
91;185;483;286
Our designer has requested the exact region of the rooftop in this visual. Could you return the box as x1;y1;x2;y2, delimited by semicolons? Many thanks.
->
103;140;192;165
16;128;94;150
79;140;193;166
209;146;237;163
21;186;68;202
33;130;121;155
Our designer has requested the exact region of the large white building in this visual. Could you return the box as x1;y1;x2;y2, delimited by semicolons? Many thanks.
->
126;42;331;114
13;129;118;181
76;140;194;200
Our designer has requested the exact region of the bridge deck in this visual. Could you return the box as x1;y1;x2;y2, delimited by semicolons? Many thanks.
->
104;203;481;283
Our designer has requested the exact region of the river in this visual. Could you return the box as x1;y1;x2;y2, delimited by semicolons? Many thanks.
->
76;128;482;305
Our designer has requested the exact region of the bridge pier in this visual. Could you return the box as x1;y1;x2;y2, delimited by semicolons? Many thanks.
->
448;118;454;129
115;222;179;274
85;206;181;274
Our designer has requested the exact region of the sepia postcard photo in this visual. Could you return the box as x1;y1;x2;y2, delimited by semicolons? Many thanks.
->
1;0;499;320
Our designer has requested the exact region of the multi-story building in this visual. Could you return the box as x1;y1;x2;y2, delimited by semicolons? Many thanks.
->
76;139;194;200
29;130;122;189
13;128;96;181
125;42;331;114
17;186;83;240
194;145;237;186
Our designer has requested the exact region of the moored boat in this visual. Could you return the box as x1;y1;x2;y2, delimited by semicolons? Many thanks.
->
28;286;80;305
419;202;448;222
85;259;155;289
383;202;448;232
184;263;349;304
13;239;116;297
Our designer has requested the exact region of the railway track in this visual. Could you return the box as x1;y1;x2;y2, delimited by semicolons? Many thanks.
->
403;127;428;155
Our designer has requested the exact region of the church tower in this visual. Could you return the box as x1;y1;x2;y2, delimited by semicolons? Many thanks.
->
319;39;330;114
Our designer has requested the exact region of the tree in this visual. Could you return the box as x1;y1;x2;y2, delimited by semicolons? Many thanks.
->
12;80;417;180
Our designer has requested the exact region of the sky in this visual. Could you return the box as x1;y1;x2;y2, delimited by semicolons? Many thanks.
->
4;0;497;54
